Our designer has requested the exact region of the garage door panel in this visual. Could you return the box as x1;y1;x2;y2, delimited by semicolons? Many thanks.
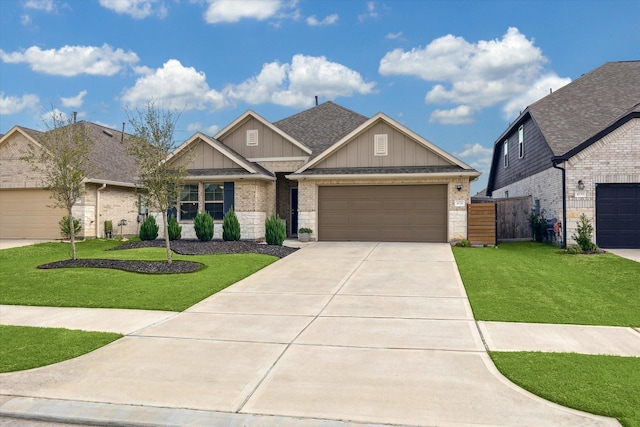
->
0;190;65;239
596;183;640;249
318;185;447;242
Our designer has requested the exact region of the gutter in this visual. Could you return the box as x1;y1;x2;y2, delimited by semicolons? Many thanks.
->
285;171;482;181
96;183;107;238
551;157;567;248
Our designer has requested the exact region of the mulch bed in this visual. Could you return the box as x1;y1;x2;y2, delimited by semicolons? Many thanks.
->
38;239;298;274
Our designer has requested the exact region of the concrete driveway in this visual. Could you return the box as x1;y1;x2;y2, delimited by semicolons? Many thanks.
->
0;242;618;426
0;239;54;250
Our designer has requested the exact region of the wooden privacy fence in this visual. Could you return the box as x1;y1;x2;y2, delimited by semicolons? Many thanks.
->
467;203;496;245
468;196;532;244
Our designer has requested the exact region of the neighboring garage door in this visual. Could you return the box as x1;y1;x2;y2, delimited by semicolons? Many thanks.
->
0;189;65;239
318;185;447;242
596;183;640;249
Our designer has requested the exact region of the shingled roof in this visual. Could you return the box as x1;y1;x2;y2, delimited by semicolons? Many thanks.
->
527;61;640;156
273;101;368;158
21;121;138;185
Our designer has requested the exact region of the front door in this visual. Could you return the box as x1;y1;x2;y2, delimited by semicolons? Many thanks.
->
290;187;298;236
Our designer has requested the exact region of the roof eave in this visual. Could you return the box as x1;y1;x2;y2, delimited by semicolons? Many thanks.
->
285;171;481;181
184;174;276;182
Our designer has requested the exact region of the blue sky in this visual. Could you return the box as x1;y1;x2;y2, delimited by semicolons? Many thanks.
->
1;0;638;192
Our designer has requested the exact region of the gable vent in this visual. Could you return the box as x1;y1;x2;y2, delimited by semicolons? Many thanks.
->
247;129;258;146
374;134;388;156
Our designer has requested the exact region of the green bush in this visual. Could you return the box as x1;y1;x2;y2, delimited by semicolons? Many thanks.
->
572;213;597;252
193;212;214;242
139;216;159;240
298;227;313;234
565;244;583;255
455;239;471;247
265;214;286;246
222;208;241;241
167;214;181;241
59;216;81;239
528;210;547;242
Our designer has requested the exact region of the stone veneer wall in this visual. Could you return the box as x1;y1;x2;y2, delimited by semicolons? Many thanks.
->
296;176;471;242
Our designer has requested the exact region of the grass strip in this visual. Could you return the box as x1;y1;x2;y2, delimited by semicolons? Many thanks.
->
491;351;640;427
0;325;122;373
453;242;640;326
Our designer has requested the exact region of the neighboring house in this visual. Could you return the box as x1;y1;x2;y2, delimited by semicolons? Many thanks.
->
0;122;140;239
162;101;480;242
486;61;640;249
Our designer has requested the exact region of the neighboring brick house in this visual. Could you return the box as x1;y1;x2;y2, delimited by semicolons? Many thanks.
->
0;122;140;239
162;101;480;242
486;61;640;248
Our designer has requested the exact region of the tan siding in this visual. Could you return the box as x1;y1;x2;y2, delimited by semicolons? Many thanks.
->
171;140;241;169
0;189;65;238
220;117;306;158
314;120;455;169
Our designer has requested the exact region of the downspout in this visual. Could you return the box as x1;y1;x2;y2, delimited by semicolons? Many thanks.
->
96;183;107;238
551;159;566;248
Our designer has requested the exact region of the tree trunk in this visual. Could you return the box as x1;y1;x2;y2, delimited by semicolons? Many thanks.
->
163;210;172;264
68;209;77;260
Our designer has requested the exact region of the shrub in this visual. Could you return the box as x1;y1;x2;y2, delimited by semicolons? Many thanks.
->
139;216;159;240
167;214;182;241
565;244;583;255
222;208;241;241
59;216;81;239
194;212;214;242
528;210;547;242
265;214;286;246
298;227;313;234
455;239;471;247
572;213;597;252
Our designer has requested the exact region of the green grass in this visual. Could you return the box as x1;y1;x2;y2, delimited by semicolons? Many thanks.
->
452;242;640;326
491;352;640;427
0;239;278;311
0;325;122;373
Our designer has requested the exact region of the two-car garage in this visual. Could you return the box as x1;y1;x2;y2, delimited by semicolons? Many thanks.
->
317;184;448;242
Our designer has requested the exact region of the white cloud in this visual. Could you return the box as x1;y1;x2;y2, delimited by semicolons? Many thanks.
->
187;122;220;135
204;0;282;23
21;14;32;25
121;59;226;110
0;93;40;114
41;108;69;124
379;27;570;123
429;105;474;125
60;90;87;108
358;1;378;23
224;54;376;108
24;0;56;12
99;0;167;19
306;14;338;27
455;143;493;177
385;31;403;40
502;73;572;119
0;44;139;76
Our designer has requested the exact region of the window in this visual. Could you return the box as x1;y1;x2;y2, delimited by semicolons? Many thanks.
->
374;134;388;156
247;129;258;146
204;183;224;220
179;184;199;220
503;140;509;168
518;125;524;158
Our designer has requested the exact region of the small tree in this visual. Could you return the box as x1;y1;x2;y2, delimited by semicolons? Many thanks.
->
265;214;286;245
572;213;597;252
59;216;82;239
125;102;186;263
222;208;241;241
22;110;93;260
167;214;182;241
194;212;214;242
140;216;159;240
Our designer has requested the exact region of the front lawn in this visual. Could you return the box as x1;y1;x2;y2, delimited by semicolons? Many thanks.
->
452;242;640;326
491;352;640;427
0;239;278;311
0;325;121;373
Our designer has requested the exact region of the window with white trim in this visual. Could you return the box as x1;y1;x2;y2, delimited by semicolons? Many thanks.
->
374;134;388;156
204;182;224;220
518;125;524;158
246;129;258;146
503;140;509;168
179;184;199;220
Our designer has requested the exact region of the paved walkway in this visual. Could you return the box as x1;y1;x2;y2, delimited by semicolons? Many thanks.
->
0;242;626;426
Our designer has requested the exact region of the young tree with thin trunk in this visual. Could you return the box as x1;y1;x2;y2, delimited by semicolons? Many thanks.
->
22;111;93;260
125;102;186;264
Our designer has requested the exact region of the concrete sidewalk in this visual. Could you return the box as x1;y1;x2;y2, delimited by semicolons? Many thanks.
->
0;242;622;426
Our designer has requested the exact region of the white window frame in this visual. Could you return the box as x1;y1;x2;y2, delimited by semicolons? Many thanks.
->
246;129;258;146
374;134;388;156
518;125;524;159
503;140;509;168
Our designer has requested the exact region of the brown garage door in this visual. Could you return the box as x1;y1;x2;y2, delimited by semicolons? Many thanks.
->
0;189;65;239
318;185;447;242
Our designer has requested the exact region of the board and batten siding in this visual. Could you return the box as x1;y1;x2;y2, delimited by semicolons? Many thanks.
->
491;116;555;191
170;140;242;170
314;121;454;169
220;117;308;159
